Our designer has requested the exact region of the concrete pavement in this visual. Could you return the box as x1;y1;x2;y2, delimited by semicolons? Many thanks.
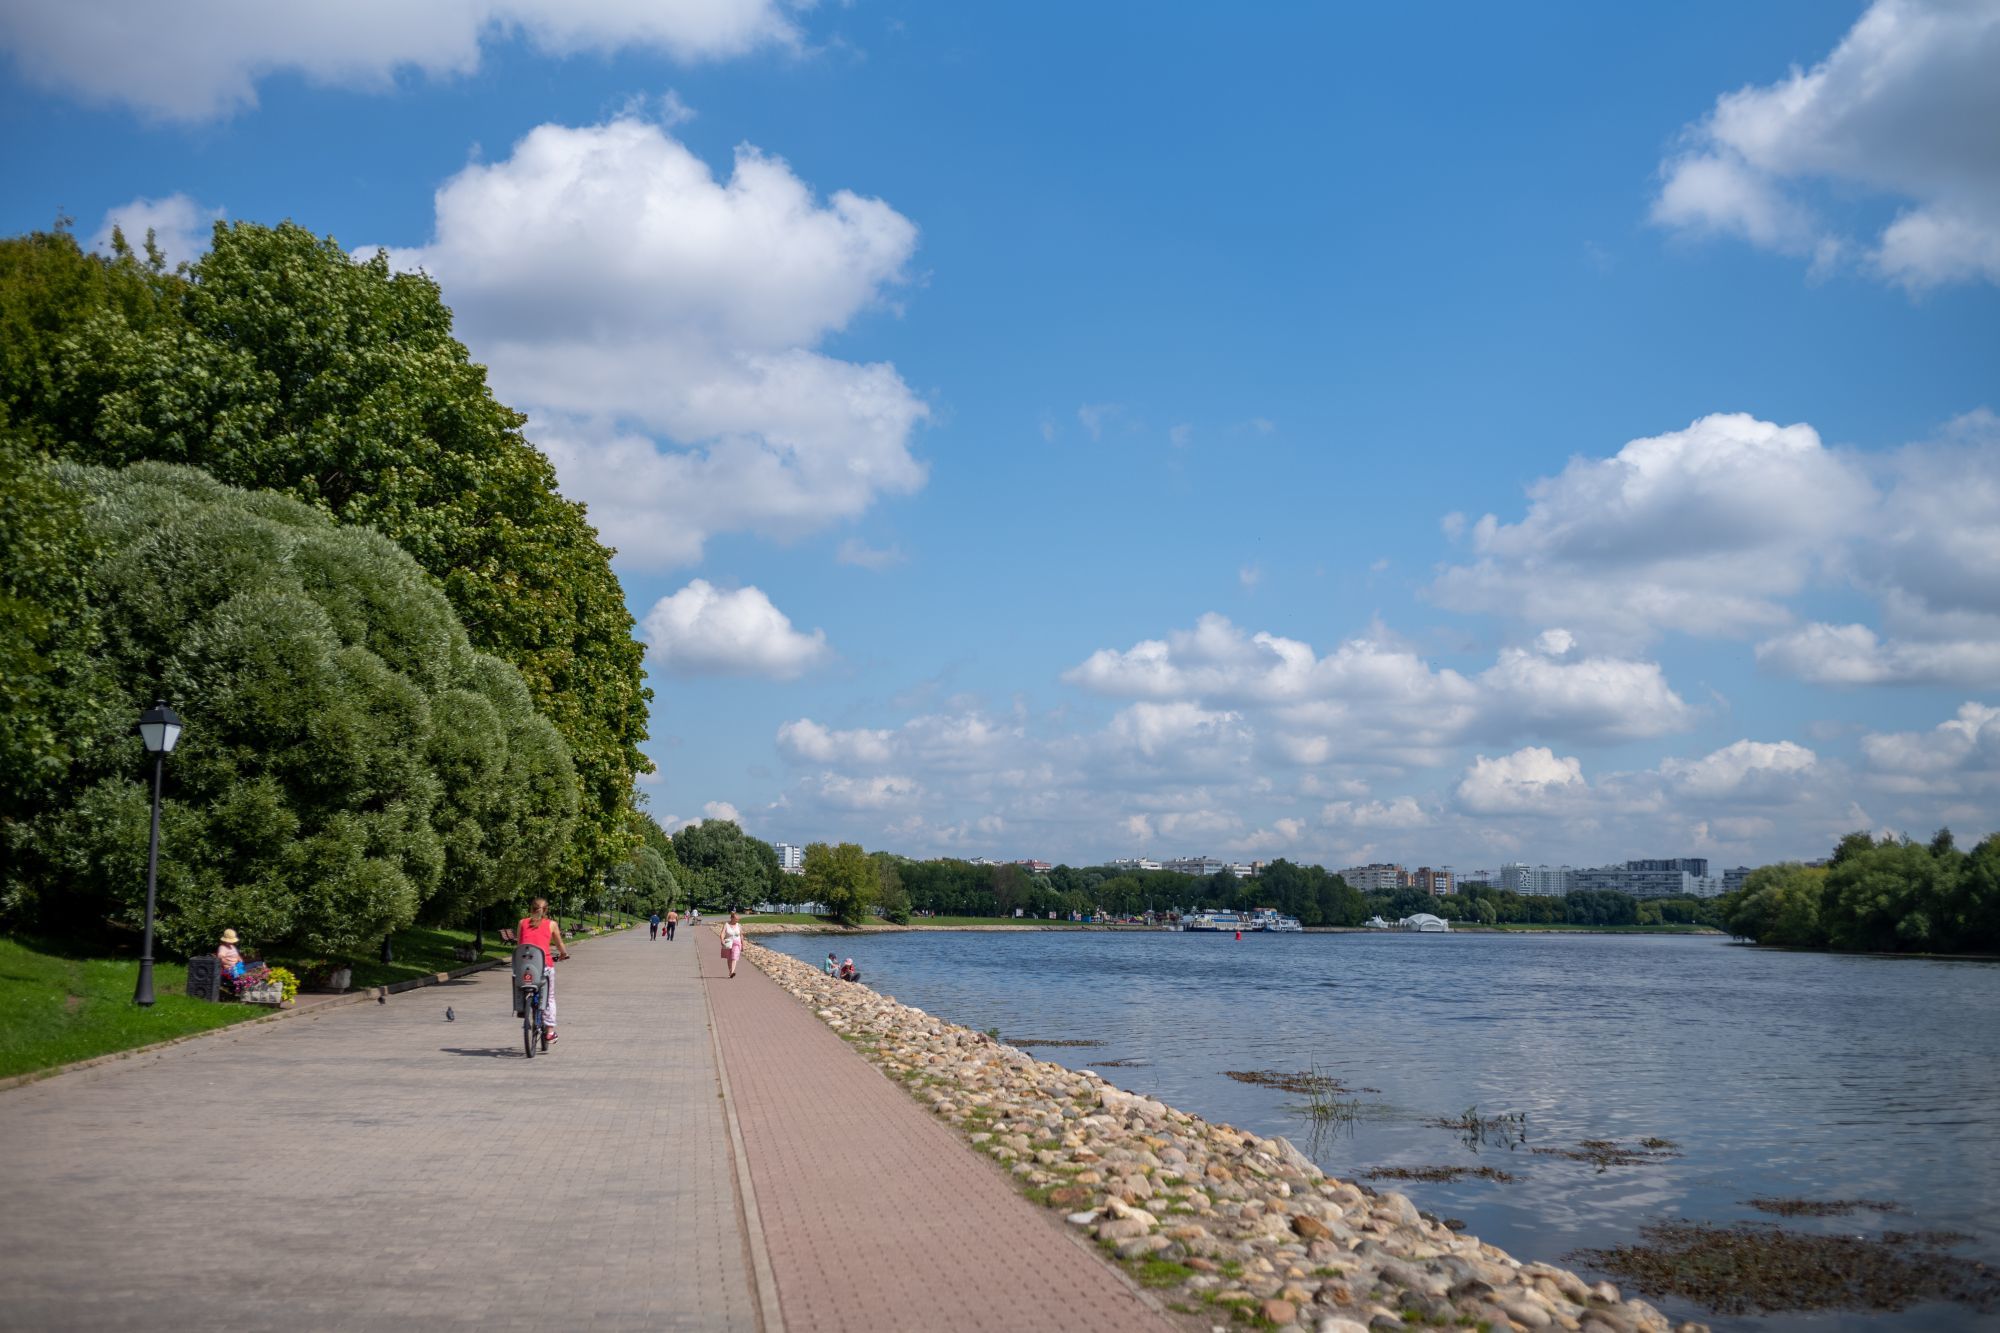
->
0;927;754;1332
1;926;1175;1333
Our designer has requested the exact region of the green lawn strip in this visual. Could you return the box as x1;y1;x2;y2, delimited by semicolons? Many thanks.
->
0;914;646;1082
336;923;513;990
0;935;264;1080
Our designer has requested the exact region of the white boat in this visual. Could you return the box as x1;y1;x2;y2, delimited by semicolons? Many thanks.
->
1364;915;1391;929
1183;911;1245;932
1247;908;1303;932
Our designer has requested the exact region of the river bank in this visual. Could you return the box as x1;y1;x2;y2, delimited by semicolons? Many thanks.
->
743;938;1699;1333
741;919;1725;938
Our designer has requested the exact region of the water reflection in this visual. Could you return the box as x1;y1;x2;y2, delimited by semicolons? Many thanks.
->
762;930;2000;1332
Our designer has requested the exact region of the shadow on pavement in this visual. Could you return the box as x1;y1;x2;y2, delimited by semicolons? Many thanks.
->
439;1047;520;1059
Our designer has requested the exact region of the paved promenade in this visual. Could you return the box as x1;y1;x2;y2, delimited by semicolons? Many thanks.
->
0;928;1173;1332
0;928;755;1332
701;940;1174;1333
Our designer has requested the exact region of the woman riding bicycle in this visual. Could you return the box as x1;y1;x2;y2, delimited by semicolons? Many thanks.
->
517;898;570;1043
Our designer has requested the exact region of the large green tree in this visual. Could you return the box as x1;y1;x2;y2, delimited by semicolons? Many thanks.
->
671;819;775;911
802;842;880;925
5;460;577;961
0;223;649;878
1725;863;1828;946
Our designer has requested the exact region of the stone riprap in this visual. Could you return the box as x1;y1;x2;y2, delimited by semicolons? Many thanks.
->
745;941;1706;1333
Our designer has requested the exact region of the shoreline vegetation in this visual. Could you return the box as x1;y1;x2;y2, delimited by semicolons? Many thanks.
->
741;915;1725;937
741;937;1704;1333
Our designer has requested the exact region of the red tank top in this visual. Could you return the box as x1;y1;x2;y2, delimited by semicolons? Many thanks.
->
519;917;555;962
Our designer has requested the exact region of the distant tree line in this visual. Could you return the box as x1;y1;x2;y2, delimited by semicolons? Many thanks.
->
1725;830;2000;954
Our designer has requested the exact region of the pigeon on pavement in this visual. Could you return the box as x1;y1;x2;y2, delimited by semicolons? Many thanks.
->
445;1006;455;1022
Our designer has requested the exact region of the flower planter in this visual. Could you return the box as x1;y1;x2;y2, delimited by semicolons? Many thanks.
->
238;981;284;1006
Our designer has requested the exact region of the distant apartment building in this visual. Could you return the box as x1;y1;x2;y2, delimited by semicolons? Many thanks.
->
1499;863;1572;896
1161;856;1234;878
1015;859;1054;874
1626;857;1709;876
1571;860;1726;900
1109;857;1163;872
1339;863;1406;892
1411;866;1454;895
773;842;804;875
1722;866;1753;893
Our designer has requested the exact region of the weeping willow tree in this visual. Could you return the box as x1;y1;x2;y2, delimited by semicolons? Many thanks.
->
3;458;577;961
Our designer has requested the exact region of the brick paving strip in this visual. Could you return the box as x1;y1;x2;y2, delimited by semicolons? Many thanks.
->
0;928;757;1332
700;934;1180;1333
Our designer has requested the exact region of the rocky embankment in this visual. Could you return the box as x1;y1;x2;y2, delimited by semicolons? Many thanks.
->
747;941;1703;1333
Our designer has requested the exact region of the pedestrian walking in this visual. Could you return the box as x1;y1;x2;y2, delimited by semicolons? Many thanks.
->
720;911;745;979
649;911;660;940
665;909;678;941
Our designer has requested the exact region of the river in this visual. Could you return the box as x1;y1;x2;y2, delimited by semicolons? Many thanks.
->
762;929;2000;1331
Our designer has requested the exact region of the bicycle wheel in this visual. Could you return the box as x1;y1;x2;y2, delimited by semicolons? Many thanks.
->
523;995;536;1059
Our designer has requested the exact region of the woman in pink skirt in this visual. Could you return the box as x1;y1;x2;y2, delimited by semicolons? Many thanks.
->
720;911;745;978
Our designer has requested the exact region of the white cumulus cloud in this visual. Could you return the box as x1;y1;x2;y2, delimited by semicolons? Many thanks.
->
1861;702;2000;779
642;580;828;678
93;194;223;269
1066;613;1691;753
0;0;802;122
1431;413;1873;641
1660;739;1818;801
377;115;928;569
1651;0;2000;289
1455;747;1587;815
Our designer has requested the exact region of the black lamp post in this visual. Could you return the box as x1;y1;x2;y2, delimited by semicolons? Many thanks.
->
133;701;183;1007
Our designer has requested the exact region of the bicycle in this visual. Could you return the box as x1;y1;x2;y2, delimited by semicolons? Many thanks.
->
513;943;552;1059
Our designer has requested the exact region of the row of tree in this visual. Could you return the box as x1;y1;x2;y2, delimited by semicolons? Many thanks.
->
1;221;653;959
1;457;579;960
1725;830;2000;954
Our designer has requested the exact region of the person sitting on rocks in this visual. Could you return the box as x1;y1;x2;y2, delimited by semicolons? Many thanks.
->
823;952;838;976
838;958;860;982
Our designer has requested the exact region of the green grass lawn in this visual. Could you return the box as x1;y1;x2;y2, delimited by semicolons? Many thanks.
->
0;913;644;1081
338;923;513;990
342;913;642;989
0;935;265;1080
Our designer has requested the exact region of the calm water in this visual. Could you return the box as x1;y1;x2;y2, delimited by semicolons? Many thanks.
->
765;930;2000;1331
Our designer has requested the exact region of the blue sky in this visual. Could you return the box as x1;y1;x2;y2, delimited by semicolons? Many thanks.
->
6;1;1997;872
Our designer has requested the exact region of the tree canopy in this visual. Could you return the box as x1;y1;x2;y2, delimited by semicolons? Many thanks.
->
671;818;778;911
0;222;649;878
802;842;880;925
2;459;578;962
1725;830;2000;954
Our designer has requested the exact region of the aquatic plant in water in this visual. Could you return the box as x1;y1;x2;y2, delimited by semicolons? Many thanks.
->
1747;1196;1901;1218
1364;1165;1518;1184
1531;1137;1681;1171
1573;1221;1999;1316
1428;1105;1529;1150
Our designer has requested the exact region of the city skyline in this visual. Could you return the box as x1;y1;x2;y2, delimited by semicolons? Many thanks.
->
7;1;1994;869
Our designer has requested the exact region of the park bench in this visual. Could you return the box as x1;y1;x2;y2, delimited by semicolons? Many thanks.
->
184;953;284;1005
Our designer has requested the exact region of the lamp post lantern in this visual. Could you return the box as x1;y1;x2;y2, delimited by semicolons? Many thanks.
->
134;701;183;1007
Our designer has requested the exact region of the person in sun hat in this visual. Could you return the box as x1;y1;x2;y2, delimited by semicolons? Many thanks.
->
217;929;244;977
